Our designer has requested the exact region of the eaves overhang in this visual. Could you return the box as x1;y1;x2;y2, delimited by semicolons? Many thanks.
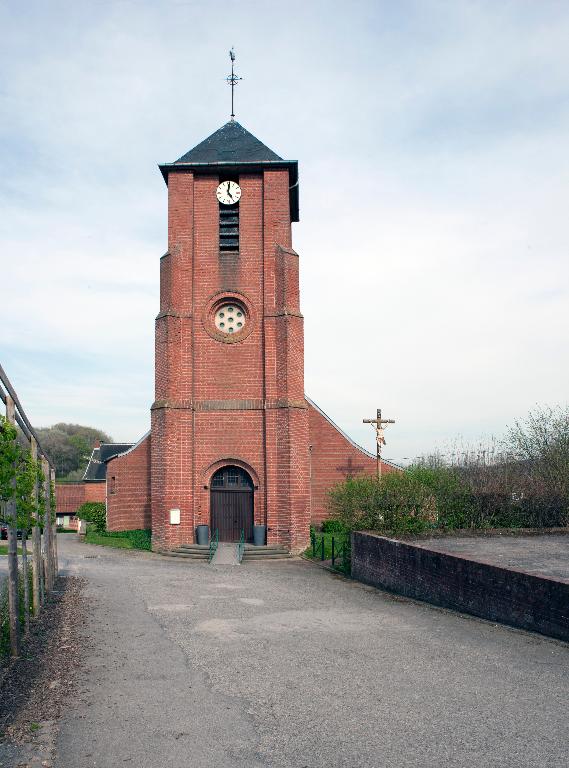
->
158;159;300;222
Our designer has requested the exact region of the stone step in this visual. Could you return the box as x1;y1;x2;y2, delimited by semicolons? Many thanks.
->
242;549;291;560
160;549;209;560
158;543;291;561
176;544;210;553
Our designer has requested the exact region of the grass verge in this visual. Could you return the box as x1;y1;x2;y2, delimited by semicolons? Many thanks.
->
0;545;23;556
84;529;152;551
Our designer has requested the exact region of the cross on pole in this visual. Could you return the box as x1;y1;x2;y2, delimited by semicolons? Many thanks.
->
363;408;395;481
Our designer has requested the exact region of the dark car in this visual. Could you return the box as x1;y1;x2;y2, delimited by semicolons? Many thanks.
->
0;521;28;540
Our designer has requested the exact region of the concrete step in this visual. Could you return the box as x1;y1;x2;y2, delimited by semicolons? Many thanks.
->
242;547;291;560
160;546;209;560
158;543;290;562
176;544;210;553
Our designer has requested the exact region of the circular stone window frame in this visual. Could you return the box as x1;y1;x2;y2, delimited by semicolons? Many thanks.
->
202;290;256;344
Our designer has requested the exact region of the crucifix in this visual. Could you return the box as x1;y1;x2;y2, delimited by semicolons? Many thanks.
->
363;408;395;481
226;47;242;120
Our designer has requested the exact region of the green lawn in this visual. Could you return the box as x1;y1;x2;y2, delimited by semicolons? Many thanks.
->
84;529;152;551
0;544;23;556
84;532;137;549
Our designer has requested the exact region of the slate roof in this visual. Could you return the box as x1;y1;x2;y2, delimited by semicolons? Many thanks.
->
83;443;134;482
175;121;283;164
159;120;299;221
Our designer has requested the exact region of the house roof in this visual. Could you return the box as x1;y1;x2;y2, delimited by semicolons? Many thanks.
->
83;443;134;482
158;120;299;221
105;431;150;462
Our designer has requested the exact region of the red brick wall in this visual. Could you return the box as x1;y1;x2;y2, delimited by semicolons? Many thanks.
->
106;433;151;532
84;484;107;503
55;482;105;514
151;165;311;552
308;400;399;528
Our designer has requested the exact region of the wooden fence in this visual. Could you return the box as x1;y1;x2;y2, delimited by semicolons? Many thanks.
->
0;362;58;658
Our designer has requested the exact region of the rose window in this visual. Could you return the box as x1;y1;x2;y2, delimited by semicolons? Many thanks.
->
214;303;246;334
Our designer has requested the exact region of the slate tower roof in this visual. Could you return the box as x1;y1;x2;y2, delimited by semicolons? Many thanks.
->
175;121;283;164
159;120;299;221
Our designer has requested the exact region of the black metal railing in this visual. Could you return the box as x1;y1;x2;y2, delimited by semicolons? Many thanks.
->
236;529;245;563
208;528;219;563
310;532;351;575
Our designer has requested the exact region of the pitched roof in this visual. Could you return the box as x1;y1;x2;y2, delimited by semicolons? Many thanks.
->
159;120;300;221
82;443;134;482
175;121;283;164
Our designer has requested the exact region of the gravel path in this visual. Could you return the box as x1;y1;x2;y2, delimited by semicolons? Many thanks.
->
49;535;569;768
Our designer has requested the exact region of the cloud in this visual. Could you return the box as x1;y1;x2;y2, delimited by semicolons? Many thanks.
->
1;0;568;460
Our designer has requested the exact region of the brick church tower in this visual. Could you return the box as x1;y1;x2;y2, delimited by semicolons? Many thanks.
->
103;121;396;551
151;121;309;552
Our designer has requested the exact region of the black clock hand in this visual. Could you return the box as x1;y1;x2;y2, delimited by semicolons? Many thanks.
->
226;181;233;201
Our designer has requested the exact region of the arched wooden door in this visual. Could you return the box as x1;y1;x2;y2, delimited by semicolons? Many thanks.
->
210;466;254;542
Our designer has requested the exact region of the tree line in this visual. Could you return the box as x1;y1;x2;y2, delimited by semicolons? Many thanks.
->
35;423;111;480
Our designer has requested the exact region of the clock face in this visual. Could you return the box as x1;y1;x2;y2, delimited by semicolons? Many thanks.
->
216;180;241;205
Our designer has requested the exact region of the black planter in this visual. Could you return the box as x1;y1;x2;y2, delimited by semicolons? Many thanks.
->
196;525;209;546
253;525;267;546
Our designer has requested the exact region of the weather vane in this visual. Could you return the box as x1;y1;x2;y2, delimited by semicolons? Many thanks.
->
227;47;242;120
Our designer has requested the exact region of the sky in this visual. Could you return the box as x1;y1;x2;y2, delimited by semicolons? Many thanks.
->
1;0;568;464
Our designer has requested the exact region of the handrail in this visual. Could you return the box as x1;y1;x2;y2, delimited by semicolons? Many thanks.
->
208;529;219;563
236;529;245;563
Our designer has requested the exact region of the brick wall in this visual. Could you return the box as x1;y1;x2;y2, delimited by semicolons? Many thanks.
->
151;165;311;552
55;482;105;514
308;400;398;527
106;433;151;532
351;532;569;642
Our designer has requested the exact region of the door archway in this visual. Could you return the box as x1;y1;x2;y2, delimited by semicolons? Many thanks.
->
210;466;254;542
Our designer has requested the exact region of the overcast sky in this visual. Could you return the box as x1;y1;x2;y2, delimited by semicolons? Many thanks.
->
1;0;568;464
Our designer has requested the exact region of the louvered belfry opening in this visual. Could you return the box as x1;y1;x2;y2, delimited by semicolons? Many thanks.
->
219;175;239;252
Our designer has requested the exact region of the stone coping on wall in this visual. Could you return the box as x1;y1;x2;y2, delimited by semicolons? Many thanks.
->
394;526;569;540
351;530;569;643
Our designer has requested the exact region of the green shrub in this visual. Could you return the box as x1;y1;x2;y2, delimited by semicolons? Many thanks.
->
327;468;480;535
77;502;106;533
326;464;566;535
321;519;349;534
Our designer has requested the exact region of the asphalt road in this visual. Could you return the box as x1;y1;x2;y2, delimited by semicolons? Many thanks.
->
55;535;568;768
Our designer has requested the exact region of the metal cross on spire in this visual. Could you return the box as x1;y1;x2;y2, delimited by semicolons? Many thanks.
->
227;47;242;120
